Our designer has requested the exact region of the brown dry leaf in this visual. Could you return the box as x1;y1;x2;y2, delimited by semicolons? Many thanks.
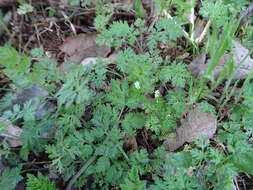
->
60;0;68;5
108;51;117;59
188;41;253;79
121;0;133;7
122;0;132;4
123;135;138;151
0;118;22;147
49;0;68;7
142;0;152;10
232;40;253;79
163;107;217;151
60;33;111;64
0;0;16;7
188;51;207;76
194;19;206;39
189;52;229;78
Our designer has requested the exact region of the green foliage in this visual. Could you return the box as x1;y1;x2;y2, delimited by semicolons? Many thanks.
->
144;97;177;139
69;0;95;6
17;3;34;15
96;20;139;49
55;61;107;109
116;48;159;93
154;0;192;17
107;79;130;109
120;167;146;190
0;45;61;89
122;112;146;135
26;172;56;190
197;102;216;114
149;151;199;190
0;167;23;190
134;0;146;17
149;138;238;190
0;45;31;87
166;88;187;116
30;47;44;58
159;62;190;88
148;17;184;50
0;1;253;189
56;65;94;108
232;151;253;175
94;14;111;32
200;0;231;27
31;57;61;88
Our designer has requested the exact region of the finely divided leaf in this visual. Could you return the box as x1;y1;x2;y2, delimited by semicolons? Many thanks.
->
0;167;23;190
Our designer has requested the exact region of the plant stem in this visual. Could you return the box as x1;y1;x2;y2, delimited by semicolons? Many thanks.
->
65;107;124;190
66;155;97;190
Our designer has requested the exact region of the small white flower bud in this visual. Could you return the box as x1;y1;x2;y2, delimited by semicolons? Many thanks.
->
155;90;160;98
134;81;140;89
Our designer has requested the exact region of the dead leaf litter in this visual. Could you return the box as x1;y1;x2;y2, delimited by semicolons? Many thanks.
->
60;33;111;64
163;107;217;152
188;40;253;79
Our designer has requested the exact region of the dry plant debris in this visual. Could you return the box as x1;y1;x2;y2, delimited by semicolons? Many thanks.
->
0;0;15;7
0;118;22;147
193;19;206;39
163;107;217;151
0;0;253;189
189;40;253;79
123;135;138;151
60;33;111;64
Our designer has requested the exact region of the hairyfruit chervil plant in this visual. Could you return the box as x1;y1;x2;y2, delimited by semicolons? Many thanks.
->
1;0;253;189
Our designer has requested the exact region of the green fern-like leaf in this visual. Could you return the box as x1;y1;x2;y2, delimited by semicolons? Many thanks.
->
148;17;184;50
56;66;94;108
200;0;231;27
0;45;31;87
26;172;56;190
0;167;23;190
159;62;190;88
96;21;138;49
116;48;158;93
